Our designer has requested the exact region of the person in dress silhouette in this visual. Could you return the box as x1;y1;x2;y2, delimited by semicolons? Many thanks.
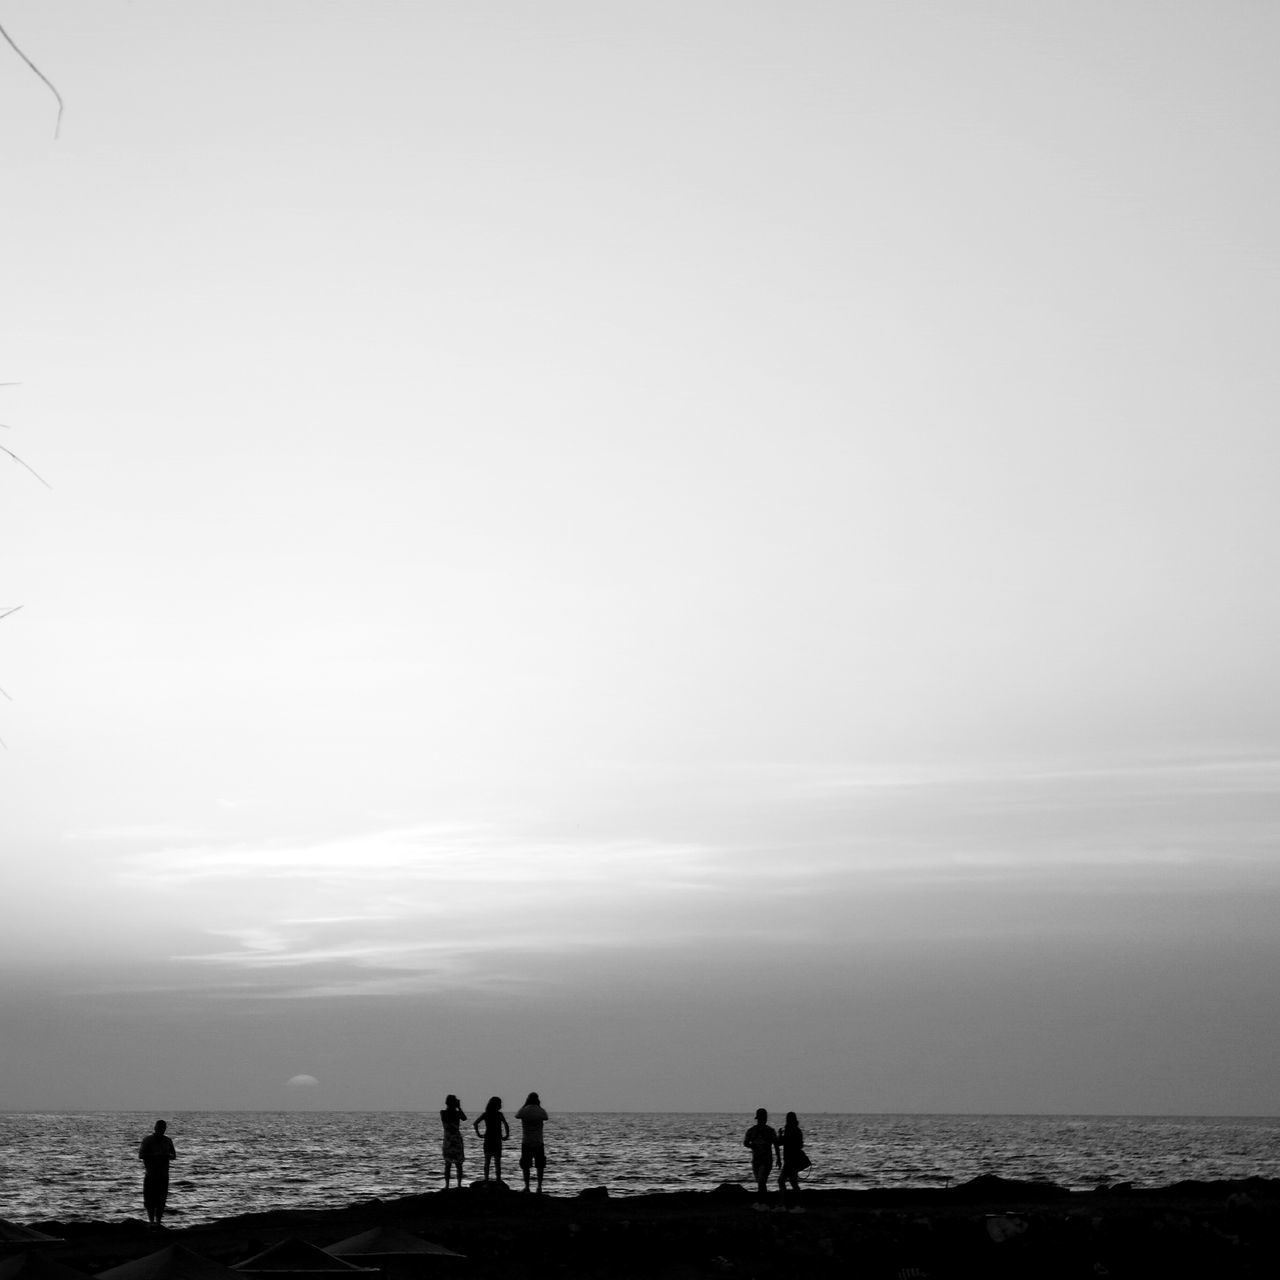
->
441;1094;467;1189
473;1096;510;1183
138;1119;177;1228
515;1091;549;1193
777;1111;808;1197
743;1108;778;1197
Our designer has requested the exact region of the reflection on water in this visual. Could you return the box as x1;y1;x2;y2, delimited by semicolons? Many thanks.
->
1;1112;1277;1225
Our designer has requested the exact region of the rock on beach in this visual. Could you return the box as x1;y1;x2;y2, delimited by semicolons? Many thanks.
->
8;1176;1280;1280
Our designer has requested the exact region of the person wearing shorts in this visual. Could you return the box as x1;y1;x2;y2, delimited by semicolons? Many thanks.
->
440;1094;467;1189
473;1097;510;1183
742;1108;778;1197
515;1091;549;1193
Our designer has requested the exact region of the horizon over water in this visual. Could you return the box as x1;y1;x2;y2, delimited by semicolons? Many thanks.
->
2;1112;1278;1227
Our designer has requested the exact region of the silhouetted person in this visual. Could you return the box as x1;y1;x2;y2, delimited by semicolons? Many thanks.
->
473;1096;510;1183
515;1092;549;1193
777;1111;808;1197
138;1119;177;1228
441;1094;467;1189
743;1108;778;1197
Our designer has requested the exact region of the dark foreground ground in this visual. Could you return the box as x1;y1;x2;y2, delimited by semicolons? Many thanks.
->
12;1175;1280;1280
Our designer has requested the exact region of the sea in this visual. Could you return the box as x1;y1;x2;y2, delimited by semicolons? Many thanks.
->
2;1112;1278;1227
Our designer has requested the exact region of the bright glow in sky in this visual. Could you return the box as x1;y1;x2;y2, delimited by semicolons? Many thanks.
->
2;0;1279;1114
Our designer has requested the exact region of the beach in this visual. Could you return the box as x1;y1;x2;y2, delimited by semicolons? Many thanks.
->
9;1175;1280;1280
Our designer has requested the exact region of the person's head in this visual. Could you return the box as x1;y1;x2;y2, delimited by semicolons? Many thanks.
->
154;1120;167;1134
525;1092;540;1107
755;1108;768;1122
445;1094;460;1110
486;1096;502;1113
785;1112;798;1128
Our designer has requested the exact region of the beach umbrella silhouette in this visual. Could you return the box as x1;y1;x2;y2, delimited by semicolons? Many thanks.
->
323;1230;462;1260
323;1229;464;1280
96;1246;242;1280
233;1240;374;1279
0;1224;64;1252
0;1254;89;1280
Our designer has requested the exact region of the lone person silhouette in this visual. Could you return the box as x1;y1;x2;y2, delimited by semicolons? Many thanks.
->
473;1097;510;1183
440;1094;467;1189
777;1111;809;1197
138;1120;177;1228
743;1108;778;1197
515;1092;549;1193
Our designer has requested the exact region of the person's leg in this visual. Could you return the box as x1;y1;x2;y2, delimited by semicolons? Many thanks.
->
536;1151;545;1193
520;1152;531;1191
494;1153;503;1183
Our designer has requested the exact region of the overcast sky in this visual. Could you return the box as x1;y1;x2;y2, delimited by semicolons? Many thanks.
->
2;0;1279;1114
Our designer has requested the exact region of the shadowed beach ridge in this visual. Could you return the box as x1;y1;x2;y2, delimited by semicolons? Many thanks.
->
8;1176;1280;1280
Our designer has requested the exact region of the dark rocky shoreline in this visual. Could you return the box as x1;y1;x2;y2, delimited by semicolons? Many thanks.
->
6;1175;1280;1280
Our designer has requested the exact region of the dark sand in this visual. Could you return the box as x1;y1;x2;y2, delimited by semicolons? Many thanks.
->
12;1175;1280;1280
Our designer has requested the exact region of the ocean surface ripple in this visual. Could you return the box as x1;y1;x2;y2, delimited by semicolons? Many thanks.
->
2;1112;1278;1226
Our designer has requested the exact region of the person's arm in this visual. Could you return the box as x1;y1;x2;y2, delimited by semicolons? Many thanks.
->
473;1116;483;1136
502;1116;510;1140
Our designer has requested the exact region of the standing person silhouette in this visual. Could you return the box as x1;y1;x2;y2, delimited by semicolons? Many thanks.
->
514;1092;549;1193
777;1111;808;1197
742;1108;778;1198
138;1120;177;1228
473;1097;510;1183
440;1094;467;1189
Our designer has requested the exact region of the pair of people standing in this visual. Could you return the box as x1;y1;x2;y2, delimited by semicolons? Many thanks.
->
743;1109;809;1196
441;1092;549;1192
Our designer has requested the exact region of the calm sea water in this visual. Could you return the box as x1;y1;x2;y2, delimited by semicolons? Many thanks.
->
1;1112;1278;1226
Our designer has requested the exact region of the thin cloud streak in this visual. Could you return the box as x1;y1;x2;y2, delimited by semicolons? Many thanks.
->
45;751;1277;1003
788;755;1280;798
183;929;674;971
120;825;713;890
64;822;217;843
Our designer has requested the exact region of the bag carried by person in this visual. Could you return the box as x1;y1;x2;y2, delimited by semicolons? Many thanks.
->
797;1151;812;1171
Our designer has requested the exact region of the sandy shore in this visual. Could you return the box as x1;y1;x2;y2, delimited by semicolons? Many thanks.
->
7;1175;1279;1280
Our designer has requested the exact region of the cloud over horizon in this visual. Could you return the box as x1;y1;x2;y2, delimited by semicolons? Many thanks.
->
3;0;1279;1113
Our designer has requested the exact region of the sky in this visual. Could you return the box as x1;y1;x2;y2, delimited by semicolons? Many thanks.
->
2;0;1279;1115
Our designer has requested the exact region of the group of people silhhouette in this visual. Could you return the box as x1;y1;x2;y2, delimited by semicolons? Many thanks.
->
744;1108;810;1197
441;1091;550;1193
135;1101;808;1220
